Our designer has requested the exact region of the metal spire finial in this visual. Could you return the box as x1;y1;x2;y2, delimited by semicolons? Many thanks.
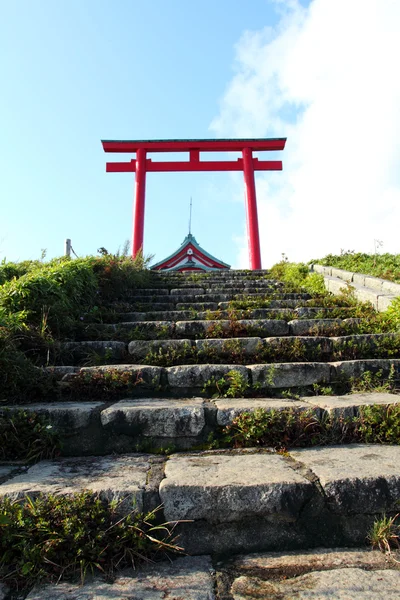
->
189;197;193;235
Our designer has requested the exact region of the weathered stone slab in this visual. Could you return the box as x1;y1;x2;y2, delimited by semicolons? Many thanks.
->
194;293;232;302
302;392;400;418
166;364;249;393
382;280;400;295
176;302;218;310
230;568;400;600
332;333;400;357
120;310;194;322
249;363;331;389
364;275;384;291
196;337;262;358
230;547;396;578
26;556;215;600
128;339;193;361
0;454;153;512
378;294;397;311
331;358;400;381
0;402;105;430
132;288;170;296
160;452;313;523
79;364;164;388
263;336;334;360
312;264;332;276
288;319;344;336
216;398;316;426
352;272;366;286
325;276;349;295
101;398;206;438
290;444;400;514
170;287;205;295
118;320;174;339
331;267;354;282
175;320;228;338
239;319;289;336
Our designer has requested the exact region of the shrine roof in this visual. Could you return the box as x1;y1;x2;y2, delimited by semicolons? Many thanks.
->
150;233;231;270
102;138;286;153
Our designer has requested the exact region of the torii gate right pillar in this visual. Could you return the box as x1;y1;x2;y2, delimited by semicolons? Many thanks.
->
242;147;262;270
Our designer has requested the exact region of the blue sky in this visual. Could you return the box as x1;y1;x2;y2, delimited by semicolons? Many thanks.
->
2;0;399;268
0;0;293;266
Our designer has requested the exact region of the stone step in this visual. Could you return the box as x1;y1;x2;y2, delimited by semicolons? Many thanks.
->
60;329;398;365
219;548;400;599
3;393;400;456
131;288;170;296
4;445;400;558
19;548;400;599
159;444;400;555
55;359;400;397
127;330;379;364
129;292;312;305
24;556;215;600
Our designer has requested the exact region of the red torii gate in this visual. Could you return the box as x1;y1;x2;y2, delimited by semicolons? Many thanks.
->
101;138;286;270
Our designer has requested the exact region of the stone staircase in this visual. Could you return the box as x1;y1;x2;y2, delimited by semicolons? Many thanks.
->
2;269;400;599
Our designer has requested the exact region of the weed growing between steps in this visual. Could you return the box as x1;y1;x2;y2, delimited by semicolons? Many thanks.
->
0;410;60;462
368;514;400;553
67;368;153;400
201;368;399;400
209;404;400;450
0;493;182;592
203;370;251;398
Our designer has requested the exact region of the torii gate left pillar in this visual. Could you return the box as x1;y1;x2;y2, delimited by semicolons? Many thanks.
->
102;138;286;270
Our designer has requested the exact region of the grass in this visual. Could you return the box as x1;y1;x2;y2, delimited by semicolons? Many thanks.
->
313;251;400;283
0;253;152;403
0;493;182;592
368;514;400;554
0;409;60;462
209;402;400;450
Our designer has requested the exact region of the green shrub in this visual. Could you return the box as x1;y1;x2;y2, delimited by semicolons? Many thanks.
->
269;260;327;295
0;255;151;402
0;493;180;590
313;251;400;283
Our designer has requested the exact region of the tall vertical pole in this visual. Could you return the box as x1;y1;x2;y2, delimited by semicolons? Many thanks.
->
132;148;147;257
242;147;262;270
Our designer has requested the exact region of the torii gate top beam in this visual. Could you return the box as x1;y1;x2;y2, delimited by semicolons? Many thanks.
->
102;138;286;153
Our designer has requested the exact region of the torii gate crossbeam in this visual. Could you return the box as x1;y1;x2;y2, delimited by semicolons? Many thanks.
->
101;138;286;270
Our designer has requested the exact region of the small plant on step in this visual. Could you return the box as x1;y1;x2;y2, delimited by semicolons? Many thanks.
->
202;370;249;398
368;513;400;554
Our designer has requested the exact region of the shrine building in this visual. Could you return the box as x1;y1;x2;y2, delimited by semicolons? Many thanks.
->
150;233;230;272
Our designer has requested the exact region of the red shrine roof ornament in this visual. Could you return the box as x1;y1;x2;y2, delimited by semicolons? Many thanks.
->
150;233;230;272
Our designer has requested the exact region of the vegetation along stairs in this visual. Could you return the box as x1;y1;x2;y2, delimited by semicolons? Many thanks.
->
2;267;400;598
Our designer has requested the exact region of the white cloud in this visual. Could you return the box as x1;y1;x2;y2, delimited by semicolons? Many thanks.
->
211;0;400;267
